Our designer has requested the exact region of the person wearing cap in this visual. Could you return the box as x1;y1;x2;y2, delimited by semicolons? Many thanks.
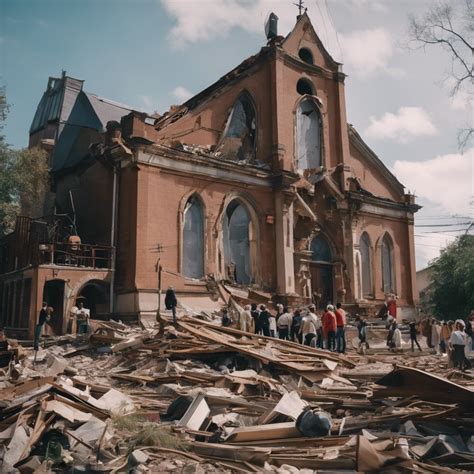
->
335;303;346;354
322;305;337;351
250;303;260;334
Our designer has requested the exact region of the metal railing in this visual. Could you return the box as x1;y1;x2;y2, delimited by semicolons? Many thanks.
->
38;242;113;269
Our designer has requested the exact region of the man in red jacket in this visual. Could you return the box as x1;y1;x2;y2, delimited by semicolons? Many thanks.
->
322;305;337;351
335;303;347;353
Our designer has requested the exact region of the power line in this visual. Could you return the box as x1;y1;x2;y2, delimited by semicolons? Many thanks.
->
415;222;472;227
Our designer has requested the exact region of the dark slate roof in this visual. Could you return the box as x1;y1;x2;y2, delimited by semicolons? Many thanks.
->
30;73;133;172
84;93;133;131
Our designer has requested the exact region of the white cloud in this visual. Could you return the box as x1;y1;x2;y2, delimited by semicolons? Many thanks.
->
365;106;437;143
339;28;402;76
160;0;296;48
172;86;192;102
392;148;473;216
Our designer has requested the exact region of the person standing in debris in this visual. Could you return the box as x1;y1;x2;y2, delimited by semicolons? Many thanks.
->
76;301;90;335
165;287;178;323
307;305;322;348
221;307;231;327
291;309;303;343
322;305;337;351
335;303;347;354
269;309;277;338
241;305;254;333
250;303;260;334
355;316;369;352
409;321;422;352
450;322;469;370
386;319;396;349
440;321;450;353
377;299;389;320
33;303;50;363
277;307;292;340
465;314;473;351
300;310;317;346
391;322;402;352
431;319;440;354
258;305;271;337
387;294;397;319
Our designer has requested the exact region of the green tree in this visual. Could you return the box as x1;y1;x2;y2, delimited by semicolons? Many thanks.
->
429;234;474;320
0;89;49;235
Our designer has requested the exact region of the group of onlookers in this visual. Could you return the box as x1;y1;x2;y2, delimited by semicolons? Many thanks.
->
228;302;348;353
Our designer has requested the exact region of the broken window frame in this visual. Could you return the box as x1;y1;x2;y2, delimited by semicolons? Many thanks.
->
295;97;323;170
182;194;205;280
223;199;252;285
381;233;395;294
360;232;373;298
218;91;257;162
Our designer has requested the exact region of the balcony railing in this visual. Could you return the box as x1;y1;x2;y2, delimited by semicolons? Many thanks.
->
37;242;113;269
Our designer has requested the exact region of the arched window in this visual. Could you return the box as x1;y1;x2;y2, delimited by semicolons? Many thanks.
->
183;195;204;279
298;48;314;64
360;233;372;297
296;78;314;95
310;235;333;308
311;236;331;263
381;234;395;293
220;93;256;161
296;99;322;170
223;200;251;284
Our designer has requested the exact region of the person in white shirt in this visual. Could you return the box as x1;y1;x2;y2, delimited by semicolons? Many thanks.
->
450;322;471;371
76;301;90;335
391;323;402;352
300;310;317;346
277;307;292;340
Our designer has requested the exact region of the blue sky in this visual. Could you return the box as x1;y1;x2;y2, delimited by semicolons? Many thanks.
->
1;0;472;269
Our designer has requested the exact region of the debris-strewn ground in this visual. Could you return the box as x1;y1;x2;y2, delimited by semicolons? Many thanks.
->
1;314;473;473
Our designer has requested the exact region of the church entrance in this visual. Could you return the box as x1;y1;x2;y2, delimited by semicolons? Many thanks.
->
310;236;334;309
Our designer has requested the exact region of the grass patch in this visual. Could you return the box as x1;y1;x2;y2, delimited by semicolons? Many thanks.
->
112;412;147;432
113;413;189;452
135;424;189;451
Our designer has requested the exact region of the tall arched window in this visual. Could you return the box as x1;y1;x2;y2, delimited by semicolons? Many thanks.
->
223;200;251;284
220;93;256;161
296;99;322;170
183;195;204;279
381;234;395;293
310;235;333;308
360;233;372;297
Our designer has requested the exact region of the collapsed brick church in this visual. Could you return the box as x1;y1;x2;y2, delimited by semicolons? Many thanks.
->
0;13;420;338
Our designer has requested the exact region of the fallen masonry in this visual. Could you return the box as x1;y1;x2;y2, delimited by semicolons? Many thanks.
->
1;315;473;473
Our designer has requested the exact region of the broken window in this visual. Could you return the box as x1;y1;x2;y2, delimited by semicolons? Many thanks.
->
296;78;314;95
223;200;251;284
183;195;204;279
360;233;372;297
296;99;322;169
381;234;395;293
298;48;314;65
219;94;256;161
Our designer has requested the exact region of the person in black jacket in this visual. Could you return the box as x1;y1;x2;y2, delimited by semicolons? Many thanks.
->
165;287;178;323
409;321;422;352
250;303;260;334
33;302;49;364
258;304;271;337
291;310;303;343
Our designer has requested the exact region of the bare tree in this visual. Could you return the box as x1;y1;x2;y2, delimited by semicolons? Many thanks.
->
408;0;473;148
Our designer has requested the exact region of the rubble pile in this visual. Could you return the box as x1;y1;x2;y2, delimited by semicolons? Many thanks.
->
1;316;473;473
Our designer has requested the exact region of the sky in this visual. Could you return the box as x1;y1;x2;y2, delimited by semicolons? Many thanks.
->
1;0;472;270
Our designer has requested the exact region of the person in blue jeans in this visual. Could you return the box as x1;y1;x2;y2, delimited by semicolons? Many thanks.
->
335;303;347;354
